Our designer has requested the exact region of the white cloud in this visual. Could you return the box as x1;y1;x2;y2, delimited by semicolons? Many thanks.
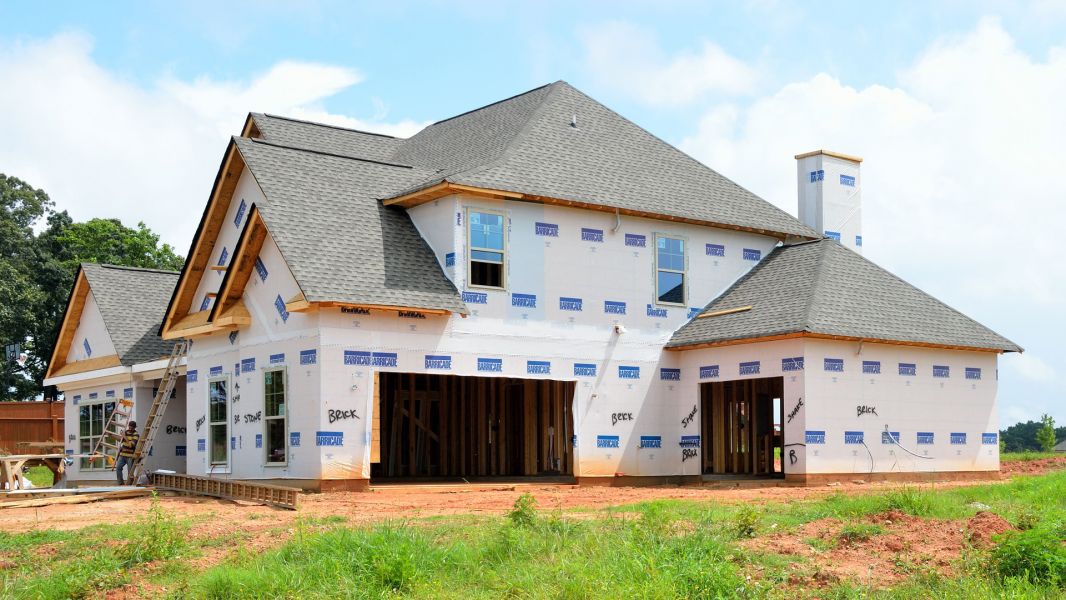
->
580;21;757;106
677;17;1066;423
1009;354;1057;383
0;33;427;249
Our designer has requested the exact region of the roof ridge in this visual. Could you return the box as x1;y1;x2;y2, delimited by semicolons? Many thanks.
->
243;137;417;169
84;263;181;275
801;239;833;331
443;81;564;182
430;81;555;126
256;112;401;139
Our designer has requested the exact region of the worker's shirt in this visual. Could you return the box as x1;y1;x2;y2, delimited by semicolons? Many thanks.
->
119;432;139;457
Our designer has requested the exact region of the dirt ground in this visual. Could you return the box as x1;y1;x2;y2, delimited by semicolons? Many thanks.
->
3;456;1062;598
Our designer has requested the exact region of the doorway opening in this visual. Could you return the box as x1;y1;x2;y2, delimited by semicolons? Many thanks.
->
699;377;784;477
371;373;575;481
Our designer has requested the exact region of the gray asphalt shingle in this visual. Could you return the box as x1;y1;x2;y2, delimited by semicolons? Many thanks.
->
80;263;181;365
233;138;468;313
667;239;1021;352
250;113;403;162
385;81;818;239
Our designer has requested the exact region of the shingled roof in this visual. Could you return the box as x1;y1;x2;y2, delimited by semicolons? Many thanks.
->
81;263;180;365
249;81;818;240
667;239;1021;353
232;138;468;313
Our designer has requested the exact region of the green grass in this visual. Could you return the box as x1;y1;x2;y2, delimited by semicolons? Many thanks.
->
179;471;1066;599
1;495;193;599
1002;451;1060;462
23;465;54;488
2;471;1064;599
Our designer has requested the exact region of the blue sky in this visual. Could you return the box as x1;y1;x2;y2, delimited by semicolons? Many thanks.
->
1;1;1063;426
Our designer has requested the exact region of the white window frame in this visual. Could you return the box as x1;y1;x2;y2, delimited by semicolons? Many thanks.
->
466;207;508;291
263;366;288;466
207;375;231;468
654;233;688;307
78;398;116;471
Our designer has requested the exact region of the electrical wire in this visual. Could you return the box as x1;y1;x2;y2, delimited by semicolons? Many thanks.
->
884;426;934;460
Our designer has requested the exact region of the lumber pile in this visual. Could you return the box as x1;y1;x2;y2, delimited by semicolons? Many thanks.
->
0;487;150;509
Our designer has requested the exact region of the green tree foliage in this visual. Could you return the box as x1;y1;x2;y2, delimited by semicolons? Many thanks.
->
1035;414;1057;453
0;173;184;400
1001;419;1066;452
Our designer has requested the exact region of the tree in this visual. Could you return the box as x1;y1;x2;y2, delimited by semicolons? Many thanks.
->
1000;420;1066;452
1036;414;1057;453
0;173;184;400
0;175;52;400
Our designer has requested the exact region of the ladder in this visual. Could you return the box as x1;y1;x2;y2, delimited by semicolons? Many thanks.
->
88;399;135;469
125;340;188;484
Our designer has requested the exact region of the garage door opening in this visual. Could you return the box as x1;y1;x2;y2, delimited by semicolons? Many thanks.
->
700;377;784;477
371;373;575;481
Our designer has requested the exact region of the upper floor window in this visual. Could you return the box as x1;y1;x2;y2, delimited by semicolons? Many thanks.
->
655;235;686;305
468;210;506;288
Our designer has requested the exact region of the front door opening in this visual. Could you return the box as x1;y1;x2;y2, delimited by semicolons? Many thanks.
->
700;377;784;477
371;373;575;481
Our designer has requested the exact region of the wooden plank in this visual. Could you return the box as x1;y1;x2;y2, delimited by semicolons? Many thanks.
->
48;354;122;378
523;380;536;475
0;488;151;509
408;374;416;477
371;371;380;464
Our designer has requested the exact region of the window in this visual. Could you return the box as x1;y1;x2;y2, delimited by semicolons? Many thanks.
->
655;235;686;305
264;368;287;465
208;377;229;466
468;210;506;288
78;399;115;470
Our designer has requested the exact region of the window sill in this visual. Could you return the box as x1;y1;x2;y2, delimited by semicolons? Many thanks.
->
467;284;506;292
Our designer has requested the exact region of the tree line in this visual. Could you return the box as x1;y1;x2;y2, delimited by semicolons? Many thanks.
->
1;173;183;400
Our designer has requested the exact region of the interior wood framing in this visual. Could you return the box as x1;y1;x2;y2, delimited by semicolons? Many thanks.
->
372;373;575;480
700;377;784;476
45;269;90;380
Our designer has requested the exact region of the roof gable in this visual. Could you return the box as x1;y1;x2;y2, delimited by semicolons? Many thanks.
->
668;240;1021;352
232;138;467;313
46;264;179;379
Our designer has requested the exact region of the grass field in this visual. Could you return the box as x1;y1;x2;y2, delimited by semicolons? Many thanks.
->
2;469;1063;599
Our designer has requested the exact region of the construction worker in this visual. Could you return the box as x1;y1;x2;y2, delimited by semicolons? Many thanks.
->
115;421;139;485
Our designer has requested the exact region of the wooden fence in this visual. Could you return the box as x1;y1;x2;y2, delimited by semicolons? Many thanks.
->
0;401;64;454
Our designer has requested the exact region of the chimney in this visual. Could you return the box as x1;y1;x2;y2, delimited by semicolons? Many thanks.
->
795;150;863;253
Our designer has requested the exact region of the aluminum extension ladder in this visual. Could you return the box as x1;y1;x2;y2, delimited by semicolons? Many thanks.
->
125;340;188;484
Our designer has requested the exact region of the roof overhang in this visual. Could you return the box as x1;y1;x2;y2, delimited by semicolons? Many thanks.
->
383;181;815;242
283;291;454;317
44;360;129;389
666;331;1011;354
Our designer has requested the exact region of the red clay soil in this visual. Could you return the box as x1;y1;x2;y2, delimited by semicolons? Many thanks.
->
746;510;1015;589
1000;455;1066;475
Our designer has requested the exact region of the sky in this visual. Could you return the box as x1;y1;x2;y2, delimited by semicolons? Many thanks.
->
1;1;1063;426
